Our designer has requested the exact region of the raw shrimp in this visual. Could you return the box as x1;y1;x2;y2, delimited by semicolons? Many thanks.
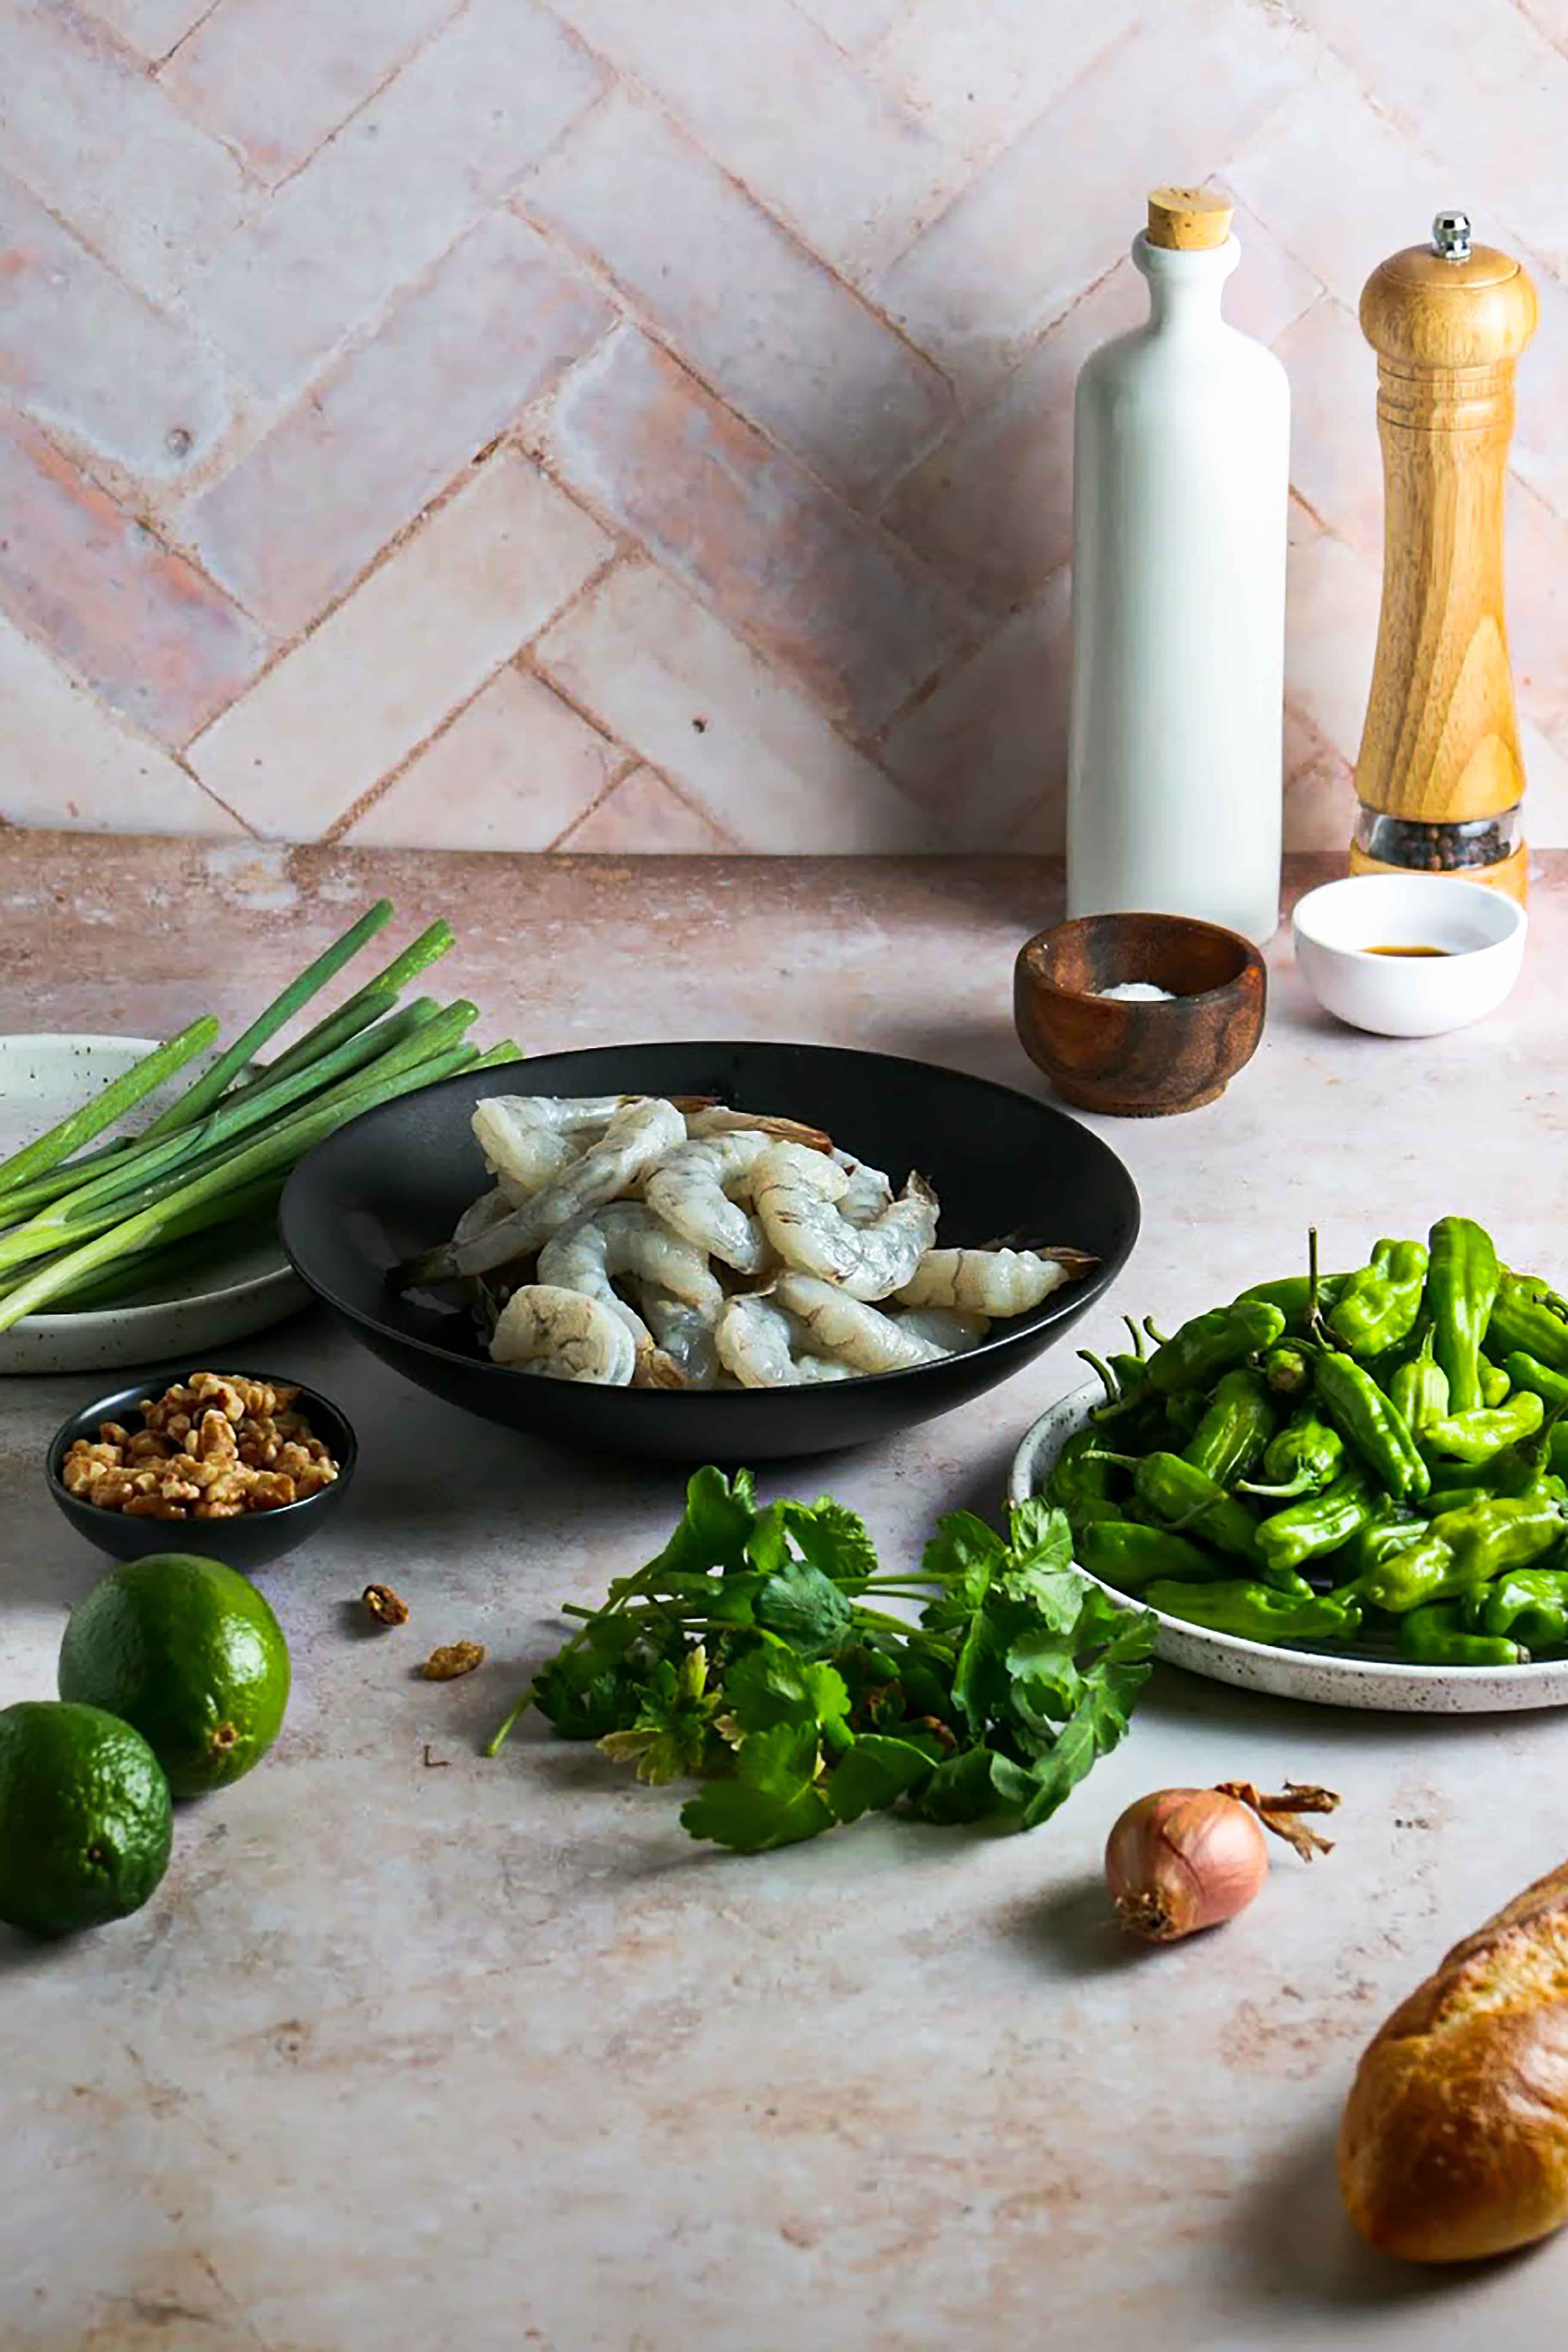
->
472;1094;629;1200
639;1287;723;1389
714;1292;856;1387
411;1098;688;1283
772;1274;946;1375
538;1203;723;1334
451;1186;515;1248
895;1246;1097;1317
489;1285;637;1384
892;1305;991;1352
832;1148;894;1228
753;1142;939;1302
644;1131;780;1275
683;1106;833;1152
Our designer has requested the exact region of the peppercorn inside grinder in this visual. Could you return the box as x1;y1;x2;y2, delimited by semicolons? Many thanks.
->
1351;212;1537;900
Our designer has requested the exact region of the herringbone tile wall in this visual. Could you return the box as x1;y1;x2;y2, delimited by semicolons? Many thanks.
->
4;0;1568;852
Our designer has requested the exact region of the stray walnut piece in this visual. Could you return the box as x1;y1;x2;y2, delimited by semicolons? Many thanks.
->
62;1372;339;1520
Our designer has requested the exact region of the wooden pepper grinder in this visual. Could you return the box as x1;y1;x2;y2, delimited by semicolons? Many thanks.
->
1350;211;1537;900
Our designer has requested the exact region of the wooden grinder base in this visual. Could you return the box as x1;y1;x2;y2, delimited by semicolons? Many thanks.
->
1348;839;1528;905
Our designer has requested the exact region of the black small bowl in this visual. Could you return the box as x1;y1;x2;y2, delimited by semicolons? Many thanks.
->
46;1370;357;1568
279;1040;1141;1461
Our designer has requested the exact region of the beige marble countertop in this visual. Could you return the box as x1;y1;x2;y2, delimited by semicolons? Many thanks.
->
4;834;1568;2352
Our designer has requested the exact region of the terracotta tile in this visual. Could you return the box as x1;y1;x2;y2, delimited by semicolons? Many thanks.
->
0;611;243;835
187;214;611;634
883;261;1146;614
1509;478;1568;750
0;409;268;742
347;667;625;850
160;0;460;185
523;91;951;501
1222;200;1322;349
547;0;962;281
874;0;1311;392
1282;703;1355;852
83;0;214;55
188;0;606;398
864;0;1139;165
188;452;612;838
556;764;732;851
0;168;227;481
535;557;935;849
0;0;248;303
1298;0;1568;282
1273;298;1382;563
881;568;1071;847
787;0;906;54
546;329;961;734
1283;527;1381;767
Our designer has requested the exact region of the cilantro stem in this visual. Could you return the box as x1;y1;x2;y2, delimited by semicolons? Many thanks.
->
486;1555;668;1757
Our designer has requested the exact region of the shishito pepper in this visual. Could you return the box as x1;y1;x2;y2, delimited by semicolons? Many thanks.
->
1076;1519;1225;1593
1240;1409;1343;1501
1143;1578;1363;1646
1427;1216;1502;1412
1312;1346;1430;1502
1182;1369;1277;1485
1344;1501;1430;1580
1144;1301;1286;1396
1255;1461;1378;1577
1473;1570;1568;1650
1488;1276;1568;1375
1234;1274;1348;1335
1119;1452;1262;1564
1389;1329;1449;1439
1354;1493;1567;1613
1262;1344;1313;1398
1161;1388;1211;1441
1045;1429;1121;1527
1328;1238;1429;1361
1421;1391;1544;1465
1399;1601;1526;1669
1501;1352;1568;1413
1480;1358;1513;1408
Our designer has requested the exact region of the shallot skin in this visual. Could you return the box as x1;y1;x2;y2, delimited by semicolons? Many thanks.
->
1106;1787;1269;1942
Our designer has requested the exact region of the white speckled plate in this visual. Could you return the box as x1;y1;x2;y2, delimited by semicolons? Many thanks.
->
0;1035;307;1375
1010;1380;1568;1714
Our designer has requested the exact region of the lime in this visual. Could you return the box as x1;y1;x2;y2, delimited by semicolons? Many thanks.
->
58;1552;291;1800
0;1700;172;1937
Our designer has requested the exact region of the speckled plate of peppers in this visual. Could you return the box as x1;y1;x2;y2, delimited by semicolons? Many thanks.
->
1008;1218;1568;1714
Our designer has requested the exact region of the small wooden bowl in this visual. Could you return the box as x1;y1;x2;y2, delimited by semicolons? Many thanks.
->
1014;913;1266;1116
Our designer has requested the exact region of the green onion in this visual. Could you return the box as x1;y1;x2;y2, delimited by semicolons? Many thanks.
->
241;919;455;1093
0;1017;217;1201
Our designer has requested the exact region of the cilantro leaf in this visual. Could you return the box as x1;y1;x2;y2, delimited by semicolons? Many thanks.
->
827;1734;934;1823
917;1510;1006;1626
1017;1708;1101;1830
912;1744;1035;1824
719;1640;850;1741
755;1559;854;1658
655;1465;758;1579
599;1646;720;1785
785;1498;880;1590
1006;1497;1074;1573
680;1721;834;1852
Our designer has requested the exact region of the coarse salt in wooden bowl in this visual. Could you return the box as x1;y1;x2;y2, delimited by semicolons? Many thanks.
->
1014;912;1267;1117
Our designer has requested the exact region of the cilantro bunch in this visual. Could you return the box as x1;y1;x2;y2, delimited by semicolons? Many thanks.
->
487;1469;1156;1852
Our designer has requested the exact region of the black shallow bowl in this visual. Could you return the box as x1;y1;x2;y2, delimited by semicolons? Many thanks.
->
279;1042;1141;1462
46;1371;357;1567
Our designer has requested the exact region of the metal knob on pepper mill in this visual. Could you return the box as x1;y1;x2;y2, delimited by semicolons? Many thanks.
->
1350;212;1537;900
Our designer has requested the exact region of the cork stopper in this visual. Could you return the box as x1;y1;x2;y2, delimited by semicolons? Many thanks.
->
1146;186;1234;251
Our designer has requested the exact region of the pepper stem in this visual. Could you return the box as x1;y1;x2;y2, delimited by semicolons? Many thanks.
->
1078;1348;1121;1404
1213;1779;1340;1860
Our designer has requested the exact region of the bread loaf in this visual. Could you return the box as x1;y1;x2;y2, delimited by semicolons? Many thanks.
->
1339;1858;1568;2261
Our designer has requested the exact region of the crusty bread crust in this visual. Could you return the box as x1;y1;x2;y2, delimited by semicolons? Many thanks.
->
1339;1859;1568;2262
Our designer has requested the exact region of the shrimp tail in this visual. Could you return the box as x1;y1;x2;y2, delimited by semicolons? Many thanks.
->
633;1345;690;1390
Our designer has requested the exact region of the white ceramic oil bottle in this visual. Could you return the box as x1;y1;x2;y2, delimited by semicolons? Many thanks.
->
1065;186;1289;946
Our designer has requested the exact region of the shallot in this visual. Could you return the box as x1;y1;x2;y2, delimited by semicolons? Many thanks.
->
1105;1779;1339;1942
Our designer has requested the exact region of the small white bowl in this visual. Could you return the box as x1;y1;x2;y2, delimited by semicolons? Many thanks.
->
1291;873;1526;1037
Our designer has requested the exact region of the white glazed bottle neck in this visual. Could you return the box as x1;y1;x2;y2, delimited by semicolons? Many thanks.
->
1133;230;1238;331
